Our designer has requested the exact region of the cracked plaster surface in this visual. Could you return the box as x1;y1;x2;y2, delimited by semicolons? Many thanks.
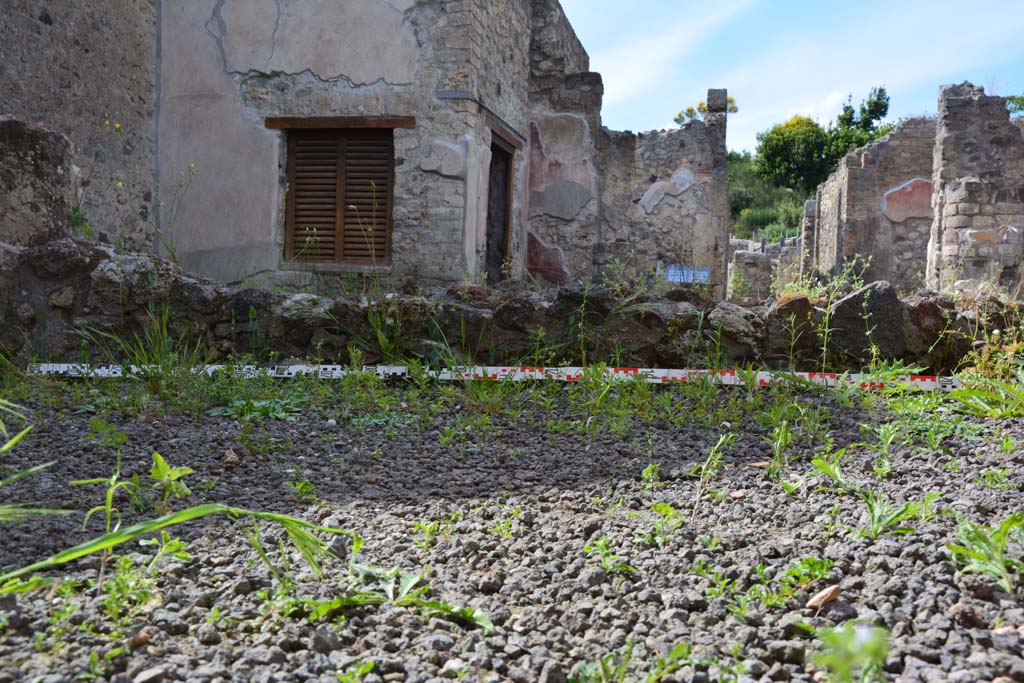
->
211;0;417;85
640;167;697;215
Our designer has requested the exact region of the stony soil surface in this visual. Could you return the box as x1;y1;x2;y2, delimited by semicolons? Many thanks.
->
1;380;1023;683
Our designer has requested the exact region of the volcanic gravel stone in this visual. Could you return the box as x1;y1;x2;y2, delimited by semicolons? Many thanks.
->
1;384;1023;682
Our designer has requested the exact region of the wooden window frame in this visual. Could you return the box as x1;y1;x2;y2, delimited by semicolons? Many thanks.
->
283;127;395;267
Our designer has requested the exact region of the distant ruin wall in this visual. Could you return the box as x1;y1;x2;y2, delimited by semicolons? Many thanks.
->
812;117;935;291
526;84;730;298
598;103;730;299
928;84;1024;292
0;1;157;251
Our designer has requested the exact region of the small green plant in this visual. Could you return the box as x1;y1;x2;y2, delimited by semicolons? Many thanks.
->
569;641;693;683
811;451;857;493
811;622;889;683
584;536;636;575
697;534;722;550
412;520;441;550
973;468;1018;490
1;400;65;523
336;661;375;683
640;463;664;490
948;369;1024;419
766;420;793;480
865;422;903;477
138;531;192;575
288;476;318;503
149;452;193;514
209;396;308;423
858;490;919;539
1;504;350;592
635;503;684;548
85;417;129;451
101;555;155;627
82;304;209;395
692;433;736;516
945;511;1024;597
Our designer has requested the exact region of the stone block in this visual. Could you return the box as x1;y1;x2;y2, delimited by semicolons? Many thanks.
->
706;89;729;113
0;118;72;247
943;215;974;229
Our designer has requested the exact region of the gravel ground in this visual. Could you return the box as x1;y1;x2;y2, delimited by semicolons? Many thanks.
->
1;377;1023;683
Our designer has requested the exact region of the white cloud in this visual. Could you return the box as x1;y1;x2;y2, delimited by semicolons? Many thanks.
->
585;0;758;107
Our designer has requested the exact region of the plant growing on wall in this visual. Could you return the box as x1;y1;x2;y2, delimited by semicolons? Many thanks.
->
674;96;738;125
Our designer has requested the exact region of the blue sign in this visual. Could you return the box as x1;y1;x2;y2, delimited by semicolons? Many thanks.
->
666;266;711;284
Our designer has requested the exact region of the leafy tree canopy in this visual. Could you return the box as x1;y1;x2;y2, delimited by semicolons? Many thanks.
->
754;115;831;193
1008;94;1024;116
754;86;893;194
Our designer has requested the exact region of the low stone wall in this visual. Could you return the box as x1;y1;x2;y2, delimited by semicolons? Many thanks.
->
2;234;1006;375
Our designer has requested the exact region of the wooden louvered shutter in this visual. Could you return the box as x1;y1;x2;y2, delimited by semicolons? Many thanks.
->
286;129;393;264
341;131;393;264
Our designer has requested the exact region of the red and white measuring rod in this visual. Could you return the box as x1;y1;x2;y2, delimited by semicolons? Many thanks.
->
26;364;962;391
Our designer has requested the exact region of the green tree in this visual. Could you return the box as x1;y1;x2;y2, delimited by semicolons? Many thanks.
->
674;96;738;125
754;86;892;194
826;86;893;162
1008;94;1024;116
754;115;831;193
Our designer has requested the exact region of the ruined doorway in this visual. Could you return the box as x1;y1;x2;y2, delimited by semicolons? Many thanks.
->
485;141;513;285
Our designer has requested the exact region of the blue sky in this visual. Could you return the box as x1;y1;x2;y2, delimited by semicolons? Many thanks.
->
560;0;1024;152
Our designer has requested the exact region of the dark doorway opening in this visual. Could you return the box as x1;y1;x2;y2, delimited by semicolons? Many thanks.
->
485;141;513;285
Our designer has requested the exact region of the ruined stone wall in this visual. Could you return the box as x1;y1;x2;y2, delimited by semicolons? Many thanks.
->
811;118;935;291
160;0;488;287
2;231;985;376
472;0;532;133
523;0;600;286
0;0;157;251
527;0;590;96
815;169;847;276
1;0;732;299
597;105;730;299
927;84;1024;292
799;199;816;279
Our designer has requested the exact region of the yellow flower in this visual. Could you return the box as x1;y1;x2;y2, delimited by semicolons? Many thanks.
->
114;123;121;131
116;181;124;189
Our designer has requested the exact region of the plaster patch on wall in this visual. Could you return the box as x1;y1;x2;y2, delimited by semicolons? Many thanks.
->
421;138;468;179
534;113;590;163
528;120;594;220
640;167;696;215
529;180;593;221
882;177;933;223
217;0;417;85
526;231;570;285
